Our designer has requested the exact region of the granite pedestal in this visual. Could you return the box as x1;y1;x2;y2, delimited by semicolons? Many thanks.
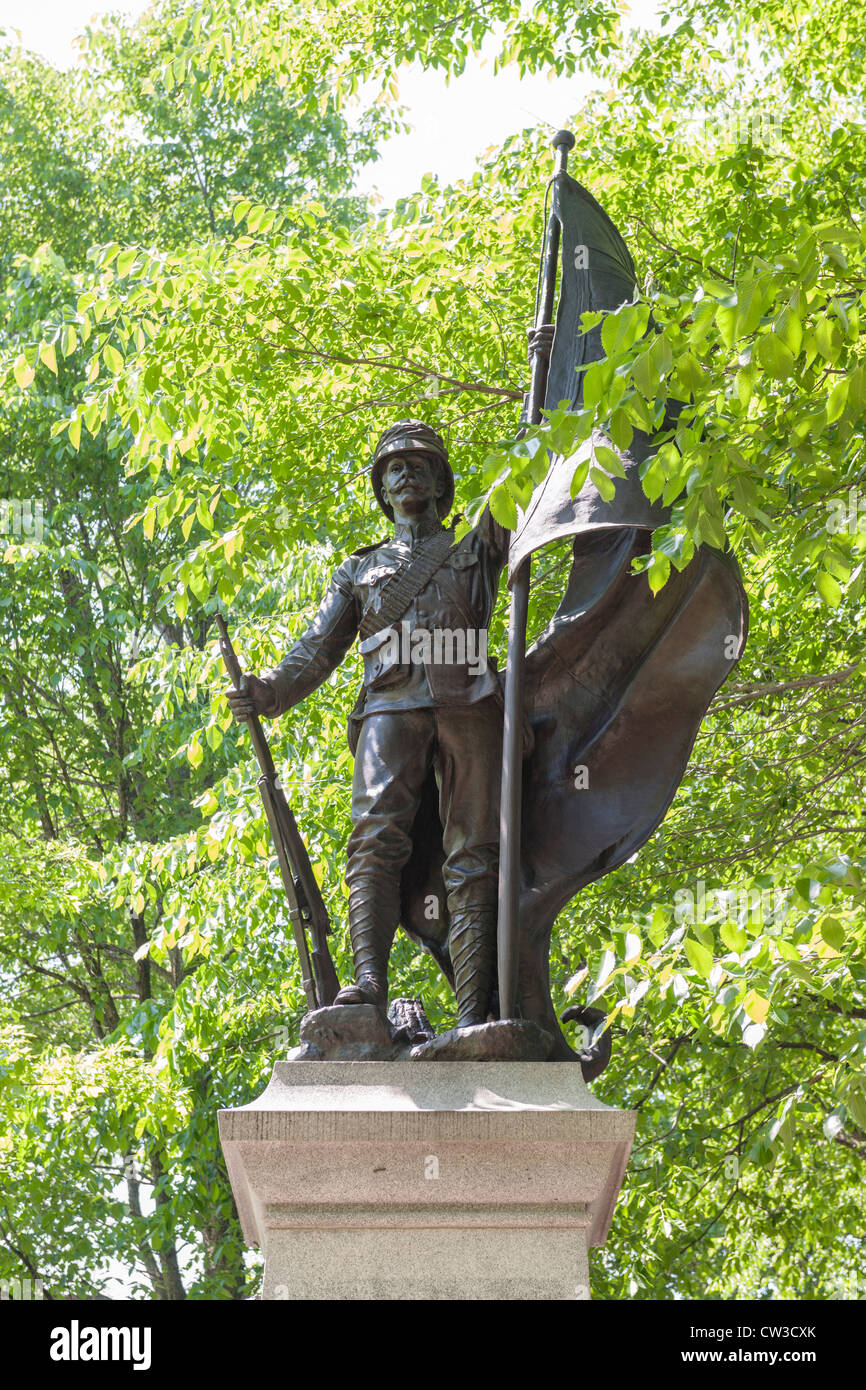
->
218;1061;635;1300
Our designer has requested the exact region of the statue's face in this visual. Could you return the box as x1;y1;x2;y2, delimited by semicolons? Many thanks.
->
381;451;443;519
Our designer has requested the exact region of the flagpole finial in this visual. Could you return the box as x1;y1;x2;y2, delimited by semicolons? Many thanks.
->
551;129;575;174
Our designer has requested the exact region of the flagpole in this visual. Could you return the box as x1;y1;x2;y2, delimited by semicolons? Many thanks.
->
497;129;575;1021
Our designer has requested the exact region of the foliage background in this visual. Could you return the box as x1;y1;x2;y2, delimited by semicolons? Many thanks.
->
0;0;863;1299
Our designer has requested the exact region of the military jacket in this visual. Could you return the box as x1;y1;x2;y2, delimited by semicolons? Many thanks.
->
260;510;509;719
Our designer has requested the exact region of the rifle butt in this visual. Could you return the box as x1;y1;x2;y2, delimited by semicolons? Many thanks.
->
258;776;319;1011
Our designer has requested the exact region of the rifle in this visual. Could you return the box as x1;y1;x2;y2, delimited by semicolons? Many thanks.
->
216;614;341;1011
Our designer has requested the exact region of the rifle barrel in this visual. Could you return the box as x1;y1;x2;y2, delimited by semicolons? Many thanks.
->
216;613;341;1009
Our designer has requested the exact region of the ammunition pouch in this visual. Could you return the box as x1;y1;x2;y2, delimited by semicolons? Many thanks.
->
358;627;408;693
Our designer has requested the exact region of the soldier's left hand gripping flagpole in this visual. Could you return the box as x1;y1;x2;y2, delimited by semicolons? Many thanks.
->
216;614;341;1011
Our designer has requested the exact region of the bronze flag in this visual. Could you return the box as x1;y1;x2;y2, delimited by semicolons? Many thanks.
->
399;175;748;1063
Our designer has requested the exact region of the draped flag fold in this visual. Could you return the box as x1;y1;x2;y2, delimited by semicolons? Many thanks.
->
511;173;748;1055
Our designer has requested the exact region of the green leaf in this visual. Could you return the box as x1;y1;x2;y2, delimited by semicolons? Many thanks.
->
594;443;627;478
673;351;704;396
631;346;656;397
685;935;713;978
775;306;803;356
640;454;666;504
720;922;748;954
589;465;616;502
819;917;845;951
13;355;36;389
582;361;607;410
825;377;848;423
743;990;770;1024
589;948;616;1001
815;317;841;361
152;412;173;444
816;570;842;607
569;459;589;498
757;333;795;379
609;408;633;450
846;1081;866;1132
647;550;671;594
601;302;647;357
734;280;768;338
715;304;737;348
624;931;642;963
40;341;58;375
489;485;518;530
103;344;124;374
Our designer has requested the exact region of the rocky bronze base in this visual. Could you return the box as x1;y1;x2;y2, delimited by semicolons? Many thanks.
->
288;998;434;1061
288;1000;554;1063
410;1018;555;1061
289;1003;398;1061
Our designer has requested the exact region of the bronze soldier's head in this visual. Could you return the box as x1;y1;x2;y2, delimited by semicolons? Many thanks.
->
371;420;455;522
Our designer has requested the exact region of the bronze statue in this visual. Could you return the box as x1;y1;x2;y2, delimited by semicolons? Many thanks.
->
228;420;520;1028
224;134;749;1072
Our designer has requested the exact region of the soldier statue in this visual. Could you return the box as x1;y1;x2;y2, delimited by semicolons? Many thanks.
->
226;417;528;1028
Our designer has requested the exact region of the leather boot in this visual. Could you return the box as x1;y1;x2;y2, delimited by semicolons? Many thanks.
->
333;878;398;1008
448;907;497;1027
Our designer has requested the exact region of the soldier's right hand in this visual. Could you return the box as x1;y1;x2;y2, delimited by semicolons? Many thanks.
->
226;673;275;720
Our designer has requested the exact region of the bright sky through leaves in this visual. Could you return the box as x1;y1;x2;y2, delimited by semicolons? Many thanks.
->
1;0;663;205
